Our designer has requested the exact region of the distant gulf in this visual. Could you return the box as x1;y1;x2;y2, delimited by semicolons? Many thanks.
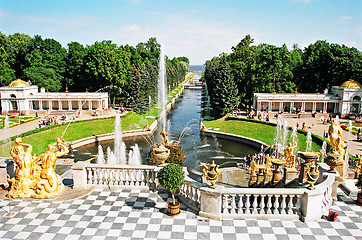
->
188;65;205;71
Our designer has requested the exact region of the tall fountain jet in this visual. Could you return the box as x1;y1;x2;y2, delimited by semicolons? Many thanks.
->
158;46;167;130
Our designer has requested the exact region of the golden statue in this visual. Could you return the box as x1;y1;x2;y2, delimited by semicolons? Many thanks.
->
200;161;219;188
31;138;69;198
328;119;346;157
250;155;273;177
7;138;40;198
160;128;169;147
7;137;69;199
284;141;297;170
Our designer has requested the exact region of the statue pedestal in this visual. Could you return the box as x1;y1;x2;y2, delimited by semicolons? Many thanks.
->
299;162;308;184
284;168;298;184
264;173;273;184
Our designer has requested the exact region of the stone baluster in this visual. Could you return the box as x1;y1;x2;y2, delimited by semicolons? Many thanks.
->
222;194;228;214
124;169;129;186
140;170;145;186
287;195;293;214
93;168;98;185
230;195;236;214
146;170;151;187
266;195;272;214
252;195;258;214
275;195;281;214
294;194;300;215
280;195;287;215
245;194;251;214
87;168;92;185
259;195;266;214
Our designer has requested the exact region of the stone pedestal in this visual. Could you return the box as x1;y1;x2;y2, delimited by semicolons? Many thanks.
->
199;186;223;221
284;168;298;184
299;162;308;184
71;161;89;190
264;173;273;183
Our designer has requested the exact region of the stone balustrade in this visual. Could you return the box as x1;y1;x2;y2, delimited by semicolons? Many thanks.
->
72;162;337;222
72;162;161;190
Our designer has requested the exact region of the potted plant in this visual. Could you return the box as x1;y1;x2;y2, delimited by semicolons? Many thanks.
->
356;173;362;206
157;163;185;216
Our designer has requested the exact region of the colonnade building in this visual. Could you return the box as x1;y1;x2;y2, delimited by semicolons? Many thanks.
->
0;79;109;115
253;80;362;117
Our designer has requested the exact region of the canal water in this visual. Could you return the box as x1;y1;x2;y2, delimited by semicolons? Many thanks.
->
74;88;258;170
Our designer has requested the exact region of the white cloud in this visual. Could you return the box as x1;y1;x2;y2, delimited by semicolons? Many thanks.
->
120;24;142;32
340;16;353;21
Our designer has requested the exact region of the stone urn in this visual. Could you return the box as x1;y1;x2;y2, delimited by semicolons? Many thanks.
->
152;144;170;164
207;161;219;189
324;152;344;173
306;163;319;190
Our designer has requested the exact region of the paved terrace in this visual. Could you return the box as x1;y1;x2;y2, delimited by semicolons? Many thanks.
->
0;186;361;240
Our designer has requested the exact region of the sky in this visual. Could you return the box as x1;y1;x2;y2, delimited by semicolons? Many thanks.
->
0;0;361;65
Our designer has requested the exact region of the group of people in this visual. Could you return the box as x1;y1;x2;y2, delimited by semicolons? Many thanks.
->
38;116;59;128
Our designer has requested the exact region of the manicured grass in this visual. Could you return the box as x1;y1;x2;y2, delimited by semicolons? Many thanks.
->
203;117;322;153
1;111;159;156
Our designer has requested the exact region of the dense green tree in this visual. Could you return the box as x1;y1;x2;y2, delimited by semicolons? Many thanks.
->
0;32;16;85
205;56;239;118
65;41;86;90
295;40;362;92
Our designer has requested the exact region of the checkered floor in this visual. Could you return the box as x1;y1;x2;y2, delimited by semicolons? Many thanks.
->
0;188;361;240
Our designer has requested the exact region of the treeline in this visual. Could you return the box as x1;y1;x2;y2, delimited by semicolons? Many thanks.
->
0;33;189;114
204;35;362;118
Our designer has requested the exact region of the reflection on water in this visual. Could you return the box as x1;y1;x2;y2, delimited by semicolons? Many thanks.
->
72;89;258;167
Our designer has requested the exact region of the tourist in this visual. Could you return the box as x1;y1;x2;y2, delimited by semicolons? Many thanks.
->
357;128;361;141
38;121;42;128
266;114;269;122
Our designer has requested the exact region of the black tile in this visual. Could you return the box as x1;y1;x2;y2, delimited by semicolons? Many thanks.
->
110;223;124;229
197;232;211;240
171;231;184;239
70;228;85;235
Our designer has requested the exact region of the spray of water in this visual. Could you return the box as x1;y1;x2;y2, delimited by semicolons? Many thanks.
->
157;46;167;130
306;131;312;152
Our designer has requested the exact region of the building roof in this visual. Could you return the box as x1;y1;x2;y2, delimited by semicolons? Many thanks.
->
8;79;30;88
339;79;362;89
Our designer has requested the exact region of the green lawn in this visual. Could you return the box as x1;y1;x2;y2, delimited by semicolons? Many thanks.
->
203;117;322;153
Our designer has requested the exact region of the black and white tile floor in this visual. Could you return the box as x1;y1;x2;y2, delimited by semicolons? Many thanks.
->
0;188;361;240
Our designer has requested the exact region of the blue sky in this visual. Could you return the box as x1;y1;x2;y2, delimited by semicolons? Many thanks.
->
0;0;361;64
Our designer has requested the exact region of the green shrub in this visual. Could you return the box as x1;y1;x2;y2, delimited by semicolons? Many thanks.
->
157;163;185;204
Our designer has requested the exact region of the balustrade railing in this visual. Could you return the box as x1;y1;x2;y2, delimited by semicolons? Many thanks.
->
178;177;204;212
72;162;160;190
221;188;304;220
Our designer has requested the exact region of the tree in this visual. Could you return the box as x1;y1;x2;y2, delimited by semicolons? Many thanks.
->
205;56;239;118
0;32;16;85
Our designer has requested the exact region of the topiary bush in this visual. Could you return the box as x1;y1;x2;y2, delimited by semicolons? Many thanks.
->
166;143;185;165
157;163;185;205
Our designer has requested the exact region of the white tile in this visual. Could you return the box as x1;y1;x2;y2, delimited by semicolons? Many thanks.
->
14;231;31;239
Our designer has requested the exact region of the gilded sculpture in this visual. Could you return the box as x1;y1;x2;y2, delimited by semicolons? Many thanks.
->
284;141;297;170
7;137;69;199
200;161;219;188
328;119;346;157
